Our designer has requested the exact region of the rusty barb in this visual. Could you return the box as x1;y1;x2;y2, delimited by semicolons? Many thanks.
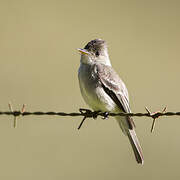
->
8;102;26;128
78;107;168;132
145;106;167;133
1;103;180;130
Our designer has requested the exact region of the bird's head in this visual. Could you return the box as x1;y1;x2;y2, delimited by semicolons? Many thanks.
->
78;39;111;66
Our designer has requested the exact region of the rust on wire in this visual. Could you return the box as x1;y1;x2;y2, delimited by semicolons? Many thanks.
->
145;106;167;132
8;103;26;128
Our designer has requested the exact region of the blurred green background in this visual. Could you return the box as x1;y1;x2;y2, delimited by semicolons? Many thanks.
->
0;0;180;179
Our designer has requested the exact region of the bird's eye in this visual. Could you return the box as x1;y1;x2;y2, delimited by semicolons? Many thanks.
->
95;51;99;56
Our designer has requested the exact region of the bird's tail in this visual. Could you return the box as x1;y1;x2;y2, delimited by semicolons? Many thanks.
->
127;129;144;164
116;117;144;165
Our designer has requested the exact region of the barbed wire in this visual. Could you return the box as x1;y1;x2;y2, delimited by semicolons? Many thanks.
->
2;108;180;118
1;103;180;132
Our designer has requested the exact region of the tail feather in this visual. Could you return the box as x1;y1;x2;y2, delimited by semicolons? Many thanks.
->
127;130;144;164
116;117;144;164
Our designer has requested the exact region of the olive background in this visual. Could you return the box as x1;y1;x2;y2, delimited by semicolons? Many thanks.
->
0;0;180;179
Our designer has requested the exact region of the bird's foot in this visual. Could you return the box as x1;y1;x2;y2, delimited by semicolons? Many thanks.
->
102;112;109;120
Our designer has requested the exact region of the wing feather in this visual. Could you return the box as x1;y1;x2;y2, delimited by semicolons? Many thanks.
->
96;64;135;129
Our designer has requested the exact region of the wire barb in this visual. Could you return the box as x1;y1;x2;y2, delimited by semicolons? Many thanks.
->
0;104;180;131
78;109;101;129
8;103;26;128
77;116;87;130
145;106;167;133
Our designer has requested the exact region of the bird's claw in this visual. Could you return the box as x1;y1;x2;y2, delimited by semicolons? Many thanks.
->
102;112;109;120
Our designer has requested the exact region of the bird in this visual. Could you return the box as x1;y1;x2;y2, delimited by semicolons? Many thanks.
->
77;39;144;164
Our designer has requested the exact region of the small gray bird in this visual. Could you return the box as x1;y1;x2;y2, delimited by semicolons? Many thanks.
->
78;39;144;164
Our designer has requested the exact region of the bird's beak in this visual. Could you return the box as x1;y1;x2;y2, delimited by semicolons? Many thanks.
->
77;48;90;55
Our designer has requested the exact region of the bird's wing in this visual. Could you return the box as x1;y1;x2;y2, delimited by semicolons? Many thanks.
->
96;63;135;129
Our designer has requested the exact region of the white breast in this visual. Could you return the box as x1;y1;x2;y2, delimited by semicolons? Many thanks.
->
78;63;116;112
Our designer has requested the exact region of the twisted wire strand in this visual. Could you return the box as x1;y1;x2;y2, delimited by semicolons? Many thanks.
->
0;110;180;118
2;104;179;130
